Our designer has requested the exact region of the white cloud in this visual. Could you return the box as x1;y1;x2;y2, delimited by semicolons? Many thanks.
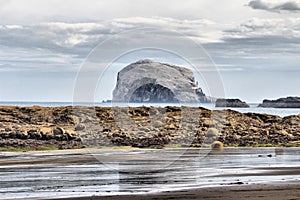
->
0;0;257;25
0;17;224;54
112;17;223;43
0;17;225;73
0;16;299;73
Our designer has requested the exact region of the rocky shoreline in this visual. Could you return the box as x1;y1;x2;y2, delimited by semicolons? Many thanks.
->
0;106;299;150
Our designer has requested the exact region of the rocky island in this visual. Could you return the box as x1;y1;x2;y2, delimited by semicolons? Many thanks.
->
259;97;300;108
215;98;250;108
113;60;211;103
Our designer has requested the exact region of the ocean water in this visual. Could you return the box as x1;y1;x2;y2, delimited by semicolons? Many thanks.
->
0;102;299;117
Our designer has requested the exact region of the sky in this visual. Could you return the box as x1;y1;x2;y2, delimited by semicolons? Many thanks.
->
0;0;299;103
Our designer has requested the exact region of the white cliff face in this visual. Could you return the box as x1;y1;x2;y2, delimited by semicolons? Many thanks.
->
113;60;210;103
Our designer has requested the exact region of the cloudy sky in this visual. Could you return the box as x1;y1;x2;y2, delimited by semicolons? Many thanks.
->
0;0;299;103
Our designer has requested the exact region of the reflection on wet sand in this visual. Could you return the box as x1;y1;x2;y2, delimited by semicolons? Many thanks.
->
1;148;300;199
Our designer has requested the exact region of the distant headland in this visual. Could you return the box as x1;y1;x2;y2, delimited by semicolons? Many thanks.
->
259;97;300;108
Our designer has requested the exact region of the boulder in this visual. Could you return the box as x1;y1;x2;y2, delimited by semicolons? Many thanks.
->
215;98;250;108
113;60;211;103
75;124;85;131
53;127;65;135
27;129;42;139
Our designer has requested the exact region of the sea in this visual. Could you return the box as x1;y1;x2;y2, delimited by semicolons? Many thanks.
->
0;102;299;117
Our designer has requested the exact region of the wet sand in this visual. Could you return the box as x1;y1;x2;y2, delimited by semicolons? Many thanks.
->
1;148;300;200
55;183;300;200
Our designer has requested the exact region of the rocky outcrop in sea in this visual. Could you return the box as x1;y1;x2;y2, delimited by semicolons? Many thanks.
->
113;60;211;103
215;99;250;108
259;97;300;108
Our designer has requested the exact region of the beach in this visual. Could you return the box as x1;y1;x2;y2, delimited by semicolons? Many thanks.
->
1;148;300;199
56;184;300;200
1;106;300;199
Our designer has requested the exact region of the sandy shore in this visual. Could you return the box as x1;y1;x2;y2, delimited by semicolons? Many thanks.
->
2;148;300;200
51;183;300;200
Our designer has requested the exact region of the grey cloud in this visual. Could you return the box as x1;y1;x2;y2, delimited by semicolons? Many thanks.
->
223;18;300;39
0;18;221;73
248;0;270;10
0;23;111;58
202;17;300;72
274;1;300;10
204;35;300;61
0;18;219;57
204;35;300;72
248;0;300;12
0;17;299;74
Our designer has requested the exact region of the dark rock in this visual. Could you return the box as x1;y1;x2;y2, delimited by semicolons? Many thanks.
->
27;130;42;139
53;127;65;136
5;127;12;132
16;131;27;139
75;124;85;131
166;106;181;112
258;96;300;108
215;98;250;108
41;132;53;140
229;182;244;185
0;133;10;139
8;132;17;139
245;113;282;123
